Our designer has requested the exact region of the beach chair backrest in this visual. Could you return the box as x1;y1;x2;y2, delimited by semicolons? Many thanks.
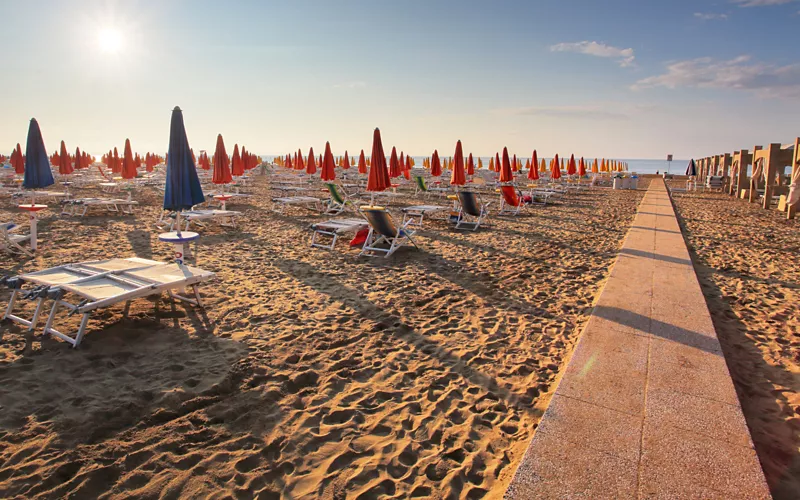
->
500;186;521;207
326;183;345;204
458;191;482;217
414;175;427;192
363;208;399;238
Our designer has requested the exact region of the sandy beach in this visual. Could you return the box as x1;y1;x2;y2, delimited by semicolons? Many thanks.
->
670;189;800;499
0;176;646;498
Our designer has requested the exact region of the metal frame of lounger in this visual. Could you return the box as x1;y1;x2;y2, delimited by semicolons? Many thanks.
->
271;196;321;214
359;208;419;258
0;222;32;257
323;183;354;215
61;198;138;216
401;205;448;227
2;258;161;334
310;218;369;250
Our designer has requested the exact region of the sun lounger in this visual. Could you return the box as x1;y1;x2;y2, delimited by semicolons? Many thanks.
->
323;183;355;215
359;206;419;258
271;196;321;214
454;191;490;231
0;222;32;257
413;175;449;197
61;198;138;216
2;258;214;347
169;209;242;230
401;204;448;227
498;186;531;216
310;218;369;250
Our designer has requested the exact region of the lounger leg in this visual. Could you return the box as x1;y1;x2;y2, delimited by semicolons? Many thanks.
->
72;313;91;348
28;297;46;332
42;300;60;336
4;290;18;320
122;300;132;318
192;285;203;308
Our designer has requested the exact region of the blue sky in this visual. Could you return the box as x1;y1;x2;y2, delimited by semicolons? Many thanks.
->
2;0;800;159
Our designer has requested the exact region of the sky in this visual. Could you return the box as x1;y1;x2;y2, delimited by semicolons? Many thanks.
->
2;0;800;159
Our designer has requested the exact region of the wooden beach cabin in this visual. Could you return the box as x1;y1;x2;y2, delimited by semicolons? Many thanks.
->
786;137;799;220
750;142;794;210
730;149;753;197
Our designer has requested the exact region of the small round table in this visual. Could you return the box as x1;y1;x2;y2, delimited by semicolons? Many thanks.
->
214;194;232;211
158;231;199;265
18;204;47;251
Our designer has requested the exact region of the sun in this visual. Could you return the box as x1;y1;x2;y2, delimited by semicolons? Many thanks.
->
97;28;123;54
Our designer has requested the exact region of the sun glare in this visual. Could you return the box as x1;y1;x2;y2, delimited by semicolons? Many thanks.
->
98;28;123;54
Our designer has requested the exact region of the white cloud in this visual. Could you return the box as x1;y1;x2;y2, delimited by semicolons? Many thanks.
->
332;81;366;89
694;12;729;20
500;105;630;120
549;41;635;67
632;55;800;98
731;0;796;7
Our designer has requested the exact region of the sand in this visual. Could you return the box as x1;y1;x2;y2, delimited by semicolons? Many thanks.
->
0;174;645;499
670;188;800;500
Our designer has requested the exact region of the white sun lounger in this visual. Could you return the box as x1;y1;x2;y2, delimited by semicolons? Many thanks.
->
0;222;32;257
164;209;241;231
310;218;369;250
400;205;448;227
2;258;214;347
272;196;321;214
61;198;139;216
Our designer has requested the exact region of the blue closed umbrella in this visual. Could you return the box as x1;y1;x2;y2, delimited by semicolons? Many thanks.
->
23;118;54;190
163;106;204;211
685;159;697;177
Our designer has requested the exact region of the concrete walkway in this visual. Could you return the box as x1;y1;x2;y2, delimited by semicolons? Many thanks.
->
506;179;771;499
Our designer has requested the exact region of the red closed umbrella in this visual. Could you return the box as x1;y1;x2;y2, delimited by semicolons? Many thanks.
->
58;140;72;175
389;146;401;178
430;150;442;177
578;157;586;177
450;140;466;186
295;148;305;173
367;128;390;193
528;150;539;181
466;153;475;176
567;154;577;176
285;154;292;170
342;151;350;169
358;149;367;174
307;147;317;175
212;134;232;184
552;153;562;180
112;147;120;174
321;142;336;181
499;147;514;183
403;154;411;180
512;154;518;172
11;143;24;174
122;138;137;179
231;144;244;176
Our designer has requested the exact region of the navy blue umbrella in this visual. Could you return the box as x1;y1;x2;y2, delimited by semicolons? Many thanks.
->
685;159;697;177
163;106;204;211
22;118;54;190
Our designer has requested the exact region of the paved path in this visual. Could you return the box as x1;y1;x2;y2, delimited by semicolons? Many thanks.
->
505;178;771;499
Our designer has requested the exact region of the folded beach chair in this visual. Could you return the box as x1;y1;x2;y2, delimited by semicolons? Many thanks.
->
359;206;419;258
401;204;448;227
454;191;490;231
310;218;369;250
271;196;322;214
0;222;32;257
413;175;449;197
61;198;138;216
2;258;214;347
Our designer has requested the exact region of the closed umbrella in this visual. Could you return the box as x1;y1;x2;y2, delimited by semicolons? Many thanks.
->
512;154;518;172
430;150;442;177
685;159;697;177
122;138;137;179
295;148;305;173
450;140;466;186
307;147;317;175
321;141;336;181
488;157;494;172
23;118;54;191
467;153;475;176
499;147;513;183
231;144;244;176
578;157;587;177
366;128;390;199
404;154;411;180
11;143;24;174
58;140;72;175
552;154;562;180
592;158;599;174
358;149;367;174
163;106;205;237
568;154;577;176
528;150;539;181
212;134;232;185
389;146;401;178
343;151;350;169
